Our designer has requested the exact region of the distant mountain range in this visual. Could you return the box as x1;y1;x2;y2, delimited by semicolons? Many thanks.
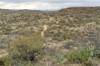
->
0;6;100;13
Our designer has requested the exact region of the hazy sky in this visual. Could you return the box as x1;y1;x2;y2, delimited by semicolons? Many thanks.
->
0;0;100;10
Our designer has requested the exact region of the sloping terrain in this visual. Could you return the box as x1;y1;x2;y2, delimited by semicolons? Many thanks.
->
0;7;100;66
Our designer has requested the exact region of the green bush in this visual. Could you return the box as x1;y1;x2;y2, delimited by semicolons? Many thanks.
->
9;32;44;65
66;47;94;63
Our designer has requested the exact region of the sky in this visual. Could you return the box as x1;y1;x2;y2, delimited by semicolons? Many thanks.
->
0;0;100;10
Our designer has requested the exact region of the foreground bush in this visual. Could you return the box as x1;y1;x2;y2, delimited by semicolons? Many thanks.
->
9;32;44;65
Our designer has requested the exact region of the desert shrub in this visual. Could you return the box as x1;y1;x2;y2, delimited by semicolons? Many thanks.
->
9;32;44;65
0;56;11;66
66;46;94;63
12;61;33;66
94;47;100;58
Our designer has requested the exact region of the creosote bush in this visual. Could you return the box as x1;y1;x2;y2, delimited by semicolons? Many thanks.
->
9;32;44;65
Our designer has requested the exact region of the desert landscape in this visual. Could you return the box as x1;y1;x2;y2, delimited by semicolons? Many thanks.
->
0;7;100;66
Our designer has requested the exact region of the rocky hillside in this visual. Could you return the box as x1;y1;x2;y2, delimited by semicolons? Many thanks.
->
0;7;100;47
0;7;100;66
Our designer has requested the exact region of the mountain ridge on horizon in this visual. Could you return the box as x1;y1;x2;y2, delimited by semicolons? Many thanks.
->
0;6;100;11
